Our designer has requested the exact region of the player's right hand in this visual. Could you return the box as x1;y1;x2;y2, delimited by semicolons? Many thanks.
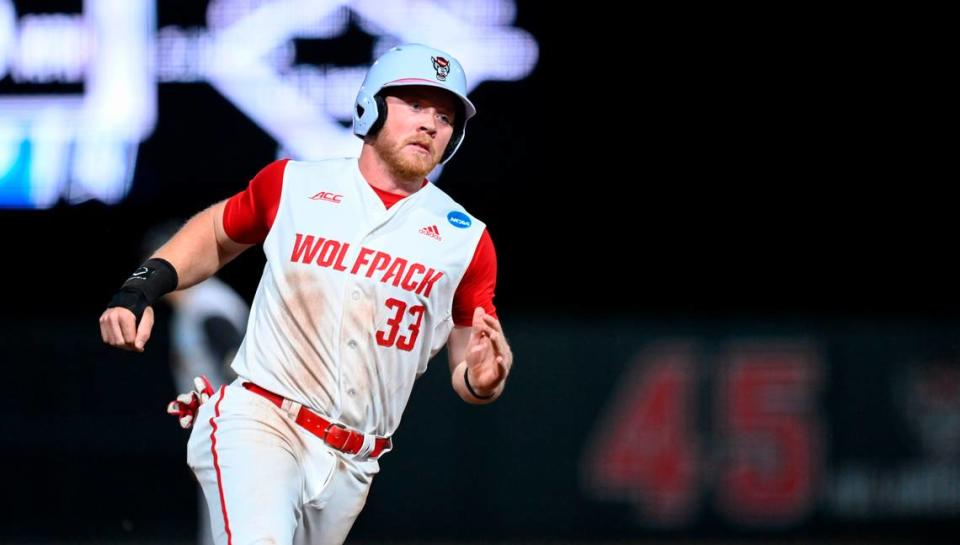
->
166;375;216;429
99;305;154;352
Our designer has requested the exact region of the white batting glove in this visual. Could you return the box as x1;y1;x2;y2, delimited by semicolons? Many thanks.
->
166;375;215;429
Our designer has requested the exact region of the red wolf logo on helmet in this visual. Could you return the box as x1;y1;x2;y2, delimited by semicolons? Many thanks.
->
432;56;450;81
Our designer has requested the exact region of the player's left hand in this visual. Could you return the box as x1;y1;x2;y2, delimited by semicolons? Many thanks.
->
166;375;215;429
464;307;512;393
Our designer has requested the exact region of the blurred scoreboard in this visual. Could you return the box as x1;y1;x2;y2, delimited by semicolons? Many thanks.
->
0;0;538;208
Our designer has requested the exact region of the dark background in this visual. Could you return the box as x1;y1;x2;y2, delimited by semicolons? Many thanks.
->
1;1;955;544
1;2;951;317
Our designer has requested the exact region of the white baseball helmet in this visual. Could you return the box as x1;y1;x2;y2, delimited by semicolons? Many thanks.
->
353;43;477;163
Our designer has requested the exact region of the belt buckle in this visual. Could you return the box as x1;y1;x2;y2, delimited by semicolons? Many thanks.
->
322;422;351;451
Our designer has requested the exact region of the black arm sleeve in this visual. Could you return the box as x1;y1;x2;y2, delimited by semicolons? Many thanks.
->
107;258;179;323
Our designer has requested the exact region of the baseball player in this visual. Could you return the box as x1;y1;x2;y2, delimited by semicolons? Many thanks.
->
99;43;513;545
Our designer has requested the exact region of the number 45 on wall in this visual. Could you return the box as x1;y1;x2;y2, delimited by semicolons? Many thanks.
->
582;340;823;528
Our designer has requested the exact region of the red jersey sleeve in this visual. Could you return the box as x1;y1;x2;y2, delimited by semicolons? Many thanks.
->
452;228;498;327
222;159;288;244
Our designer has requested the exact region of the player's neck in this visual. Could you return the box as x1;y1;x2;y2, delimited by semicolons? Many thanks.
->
358;148;425;196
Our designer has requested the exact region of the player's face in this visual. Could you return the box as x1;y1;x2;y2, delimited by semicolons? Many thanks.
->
373;86;458;180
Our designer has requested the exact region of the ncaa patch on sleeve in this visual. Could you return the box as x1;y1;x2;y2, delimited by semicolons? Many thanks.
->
447;211;472;229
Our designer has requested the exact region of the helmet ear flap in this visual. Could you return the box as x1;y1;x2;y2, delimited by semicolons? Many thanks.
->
366;95;388;137
439;102;467;163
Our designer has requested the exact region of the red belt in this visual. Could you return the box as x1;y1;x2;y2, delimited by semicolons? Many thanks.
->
242;382;391;459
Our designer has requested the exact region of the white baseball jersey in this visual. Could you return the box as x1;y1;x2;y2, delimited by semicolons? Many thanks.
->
228;158;485;437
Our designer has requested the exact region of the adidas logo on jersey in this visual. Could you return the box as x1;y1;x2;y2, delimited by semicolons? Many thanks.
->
418;225;442;241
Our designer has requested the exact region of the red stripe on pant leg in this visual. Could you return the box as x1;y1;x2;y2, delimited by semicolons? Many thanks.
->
210;386;233;545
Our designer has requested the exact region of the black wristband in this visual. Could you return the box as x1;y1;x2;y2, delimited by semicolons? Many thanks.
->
107;258;179;323
464;366;494;400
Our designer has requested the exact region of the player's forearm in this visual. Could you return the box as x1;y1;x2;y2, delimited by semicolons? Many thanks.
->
153;201;249;290
452;360;506;405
